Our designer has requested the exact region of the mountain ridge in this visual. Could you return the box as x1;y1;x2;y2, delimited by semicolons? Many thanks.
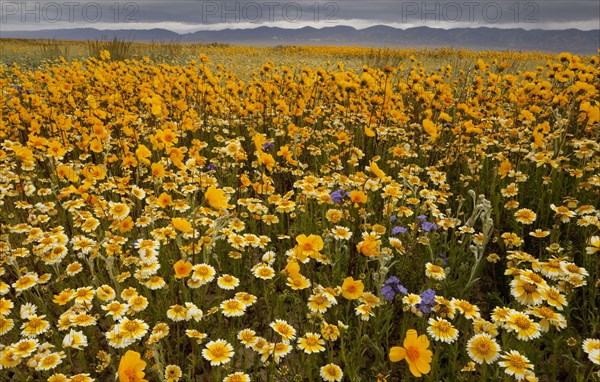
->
2;25;598;53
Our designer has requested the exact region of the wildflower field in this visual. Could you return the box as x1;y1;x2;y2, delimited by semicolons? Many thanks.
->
0;43;599;382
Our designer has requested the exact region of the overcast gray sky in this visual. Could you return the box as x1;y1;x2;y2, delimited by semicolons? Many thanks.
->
1;0;599;31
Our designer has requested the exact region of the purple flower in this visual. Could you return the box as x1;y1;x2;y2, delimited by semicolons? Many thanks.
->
396;284;408;295
381;276;407;301
206;164;217;171
329;189;345;204
436;253;448;267
420;289;436;305
417;214;427;221
385;276;400;285
392;226;408;235
416;288;437;314
416;303;433;314
421;221;438;232
390;215;398;223
262;142;274;150
380;285;396;301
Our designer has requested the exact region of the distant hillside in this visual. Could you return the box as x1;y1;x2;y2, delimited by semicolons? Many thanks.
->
2;26;598;53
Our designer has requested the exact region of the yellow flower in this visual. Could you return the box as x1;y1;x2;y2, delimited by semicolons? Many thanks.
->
349;190;367;205
295;234;324;262
13;273;38;292
37;352;64;371
389;329;433;377
118;318;149;340
287;274;311;290
498;158;512;179
156;192;173;208
364;125;376;137
356;233;381;257
173;259;192;279
135;144;152;165
252;264;275;280
204;186;230;209
171;217;193;234
117;350;147;382
369;161;386;179
284;261;301;279
96;285;116;302
422;119;439;142
151;162;166;178
341;277;364;300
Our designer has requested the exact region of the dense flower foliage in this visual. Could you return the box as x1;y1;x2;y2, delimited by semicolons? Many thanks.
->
0;45;598;381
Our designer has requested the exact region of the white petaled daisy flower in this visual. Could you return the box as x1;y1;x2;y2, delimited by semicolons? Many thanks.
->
466;333;501;364
164;364;182;381
332;226;352;240
297;332;326;354
498;350;534;380
220;299;246;317
191;264;216;284
202;339;234;366
36;351;65;371
223;372;250;382
11;338;39;358
505;311;541;341
425;262;446;281
583;338;600;364
217;274;240;290
514;208;536;224
252;264;275;280
320;363;343;381
62;329;88;350
586;236;599;254
427;317;459;343
238;329;258;348
270;319;297;341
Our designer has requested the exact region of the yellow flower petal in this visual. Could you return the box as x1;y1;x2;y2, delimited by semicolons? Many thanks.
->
408;361;422;377
403;329;418;348
417;334;430;349
416;356;432;375
389;346;406;362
